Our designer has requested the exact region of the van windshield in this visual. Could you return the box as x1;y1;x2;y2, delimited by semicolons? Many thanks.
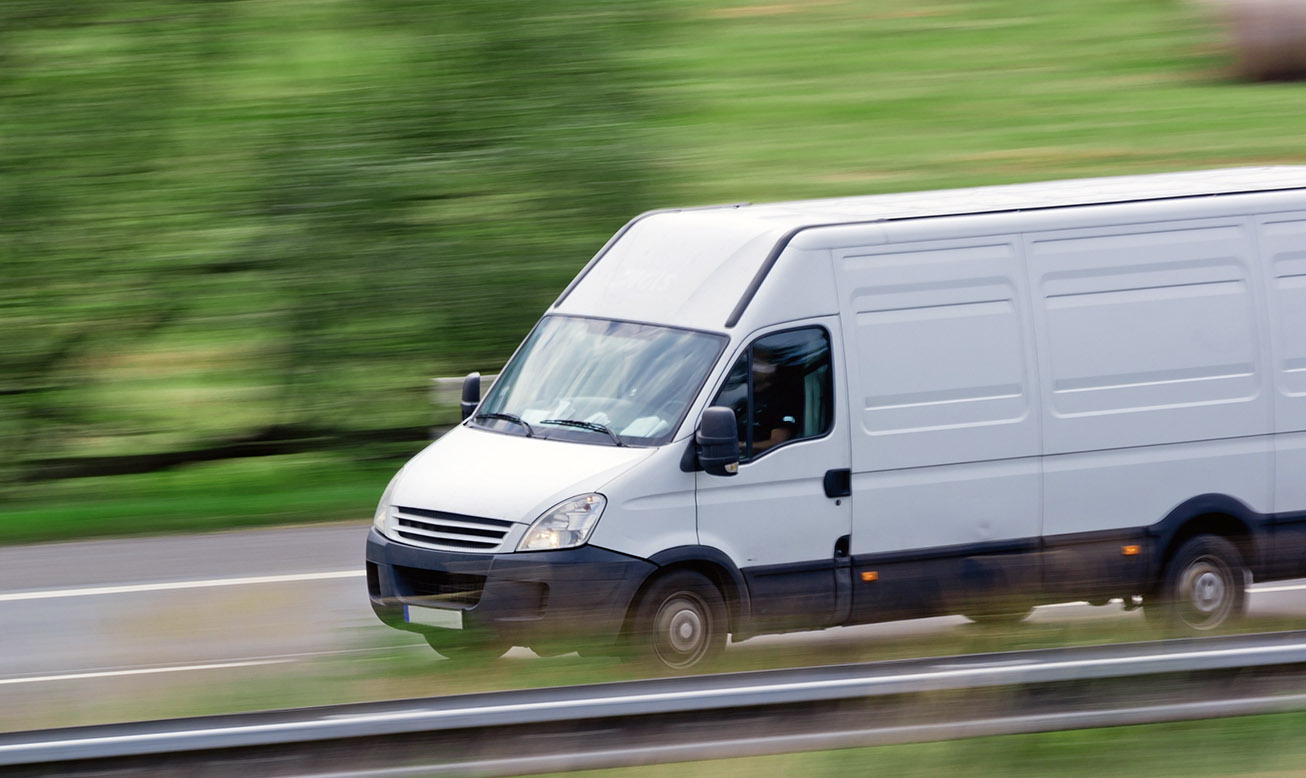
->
475;316;726;447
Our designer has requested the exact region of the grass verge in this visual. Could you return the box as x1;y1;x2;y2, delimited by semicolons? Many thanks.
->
0;453;405;545
536;709;1306;778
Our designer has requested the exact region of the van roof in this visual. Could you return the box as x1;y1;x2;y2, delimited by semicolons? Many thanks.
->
708;166;1306;228
553;166;1306;332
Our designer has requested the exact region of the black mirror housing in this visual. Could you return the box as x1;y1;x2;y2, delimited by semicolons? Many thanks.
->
460;372;481;421
697;406;740;477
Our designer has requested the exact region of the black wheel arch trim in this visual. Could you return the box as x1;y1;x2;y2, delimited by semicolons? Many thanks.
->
1149;493;1269;576
646;545;752;633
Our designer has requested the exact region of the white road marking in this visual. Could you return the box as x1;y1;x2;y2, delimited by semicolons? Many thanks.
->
0;659;292;687
0;646;430;688
1247;583;1306;594
0;570;365;603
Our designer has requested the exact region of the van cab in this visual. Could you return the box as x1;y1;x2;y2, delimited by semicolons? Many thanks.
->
366;167;1306;669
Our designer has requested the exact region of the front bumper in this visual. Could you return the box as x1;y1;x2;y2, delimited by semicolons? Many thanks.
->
365;528;655;651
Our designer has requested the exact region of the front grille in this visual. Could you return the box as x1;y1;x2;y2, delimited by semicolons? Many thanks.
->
393;505;514;552
394;566;486;606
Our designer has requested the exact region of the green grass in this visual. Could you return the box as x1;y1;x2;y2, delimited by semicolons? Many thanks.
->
538;709;1306;778
0;453;405;545
653;0;1302;205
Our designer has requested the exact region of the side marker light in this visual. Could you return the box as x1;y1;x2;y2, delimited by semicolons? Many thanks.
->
1122;545;1141;556
861;571;878;582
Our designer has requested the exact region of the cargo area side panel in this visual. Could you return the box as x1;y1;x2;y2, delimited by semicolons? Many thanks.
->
832;236;1042;621
1025;219;1274;547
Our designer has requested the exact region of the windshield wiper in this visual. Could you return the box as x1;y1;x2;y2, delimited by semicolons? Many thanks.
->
539;418;625;447
474;412;534;437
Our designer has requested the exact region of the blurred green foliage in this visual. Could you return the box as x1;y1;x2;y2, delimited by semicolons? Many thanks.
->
1;0;667;488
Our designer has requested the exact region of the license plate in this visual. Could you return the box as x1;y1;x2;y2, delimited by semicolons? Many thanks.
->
403;604;463;630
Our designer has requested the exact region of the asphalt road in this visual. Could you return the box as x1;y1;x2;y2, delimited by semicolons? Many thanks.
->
2;523;1304;732
0;523;370;675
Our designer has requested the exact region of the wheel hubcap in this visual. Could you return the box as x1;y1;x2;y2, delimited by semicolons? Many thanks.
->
668;608;703;653
1178;556;1232;629
653;593;709;668
1191;570;1225;613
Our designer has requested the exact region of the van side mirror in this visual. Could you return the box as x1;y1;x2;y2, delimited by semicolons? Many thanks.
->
697;406;740;477
460;372;481;421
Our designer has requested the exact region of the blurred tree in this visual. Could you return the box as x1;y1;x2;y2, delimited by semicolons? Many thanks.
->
247;1;668;427
0;2;238;482
0;0;669;483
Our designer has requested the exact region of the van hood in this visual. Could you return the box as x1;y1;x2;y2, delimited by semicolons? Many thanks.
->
390;424;659;524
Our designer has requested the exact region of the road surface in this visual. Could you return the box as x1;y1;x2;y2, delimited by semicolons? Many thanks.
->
2;522;1303;731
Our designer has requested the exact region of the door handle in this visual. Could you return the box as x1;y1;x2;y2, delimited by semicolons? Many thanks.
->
823;468;851;498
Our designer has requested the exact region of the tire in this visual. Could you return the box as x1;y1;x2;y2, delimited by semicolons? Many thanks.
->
632;571;727;672
1146;535;1246;632
424;631;509;663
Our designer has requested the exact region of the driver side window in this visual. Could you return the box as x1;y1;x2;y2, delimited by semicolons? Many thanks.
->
711;327;833;460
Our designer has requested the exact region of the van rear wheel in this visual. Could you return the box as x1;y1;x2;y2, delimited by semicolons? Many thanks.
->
1146;535;1246;632
633;571;726;672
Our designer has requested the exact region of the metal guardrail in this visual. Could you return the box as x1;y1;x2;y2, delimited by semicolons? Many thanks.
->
6;630;1306;777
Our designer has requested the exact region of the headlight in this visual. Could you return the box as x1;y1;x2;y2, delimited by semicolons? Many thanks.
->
517;494;606;551
373;468;403;535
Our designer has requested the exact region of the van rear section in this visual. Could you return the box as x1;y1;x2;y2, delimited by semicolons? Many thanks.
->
366;167;1306;669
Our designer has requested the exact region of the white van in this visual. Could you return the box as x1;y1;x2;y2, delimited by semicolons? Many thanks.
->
366;167;1306;669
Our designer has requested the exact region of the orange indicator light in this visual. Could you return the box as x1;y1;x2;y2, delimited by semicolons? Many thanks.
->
861;571;879;582
1122;545;1141;556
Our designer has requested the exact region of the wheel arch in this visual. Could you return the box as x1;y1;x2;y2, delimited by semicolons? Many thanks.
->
631;546;751;637
1151;494;1266;584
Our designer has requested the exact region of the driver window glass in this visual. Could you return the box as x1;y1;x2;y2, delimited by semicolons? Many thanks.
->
714;353;750;453
712;327;833;460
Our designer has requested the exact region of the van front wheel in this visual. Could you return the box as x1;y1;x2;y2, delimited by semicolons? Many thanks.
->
634;571;726;672
1147;535;1246;631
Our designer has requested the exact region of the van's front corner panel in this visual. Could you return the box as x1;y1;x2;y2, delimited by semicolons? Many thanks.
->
365;529;654;650
587;441;700;561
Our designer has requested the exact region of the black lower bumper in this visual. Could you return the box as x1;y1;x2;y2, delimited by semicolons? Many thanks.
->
365;528;655;652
